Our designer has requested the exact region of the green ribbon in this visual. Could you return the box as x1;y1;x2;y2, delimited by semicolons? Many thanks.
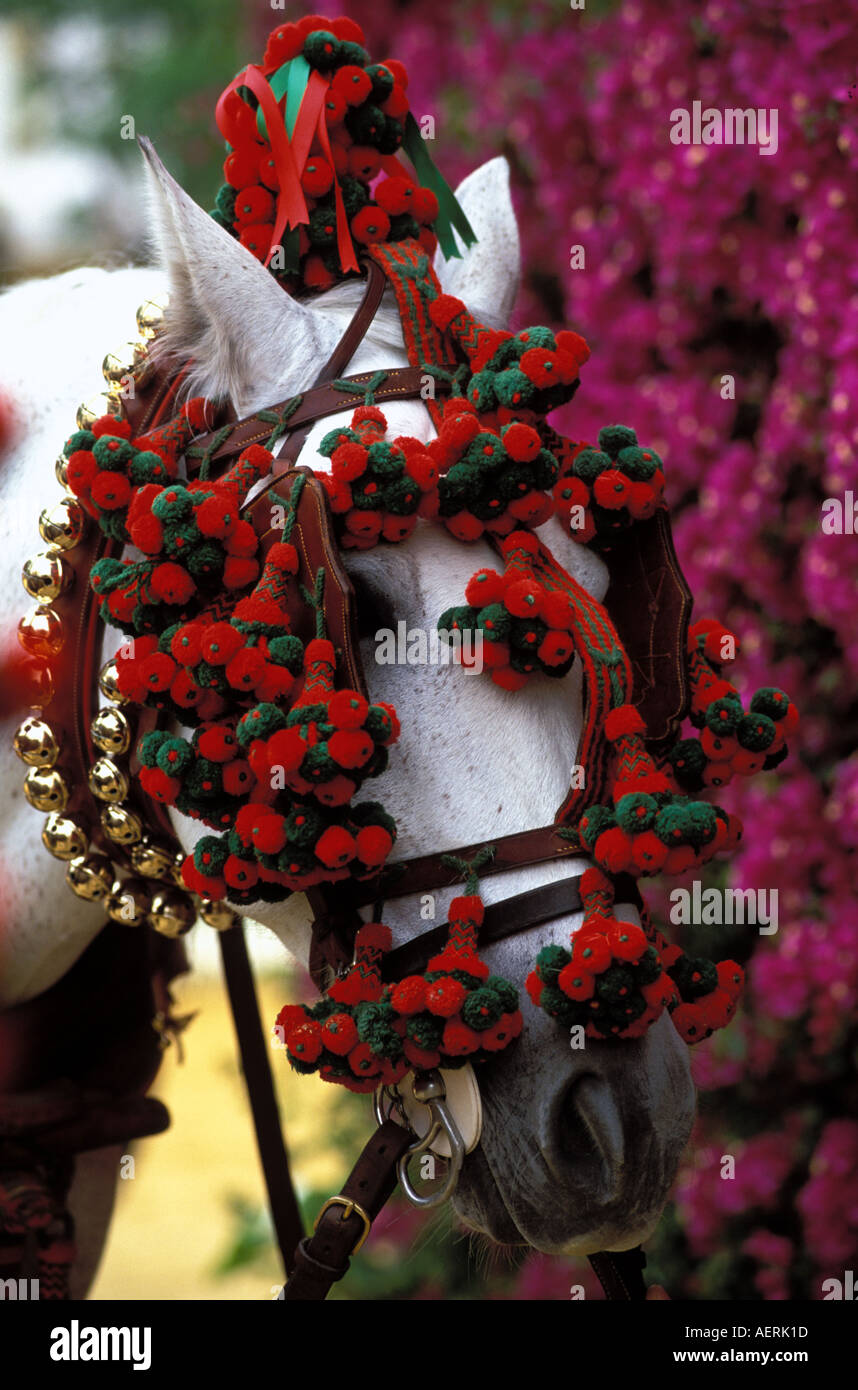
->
401;111;478;261
257;54;311;141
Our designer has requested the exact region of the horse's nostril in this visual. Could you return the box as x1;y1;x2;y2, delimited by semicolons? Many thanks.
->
554;1075;625;1186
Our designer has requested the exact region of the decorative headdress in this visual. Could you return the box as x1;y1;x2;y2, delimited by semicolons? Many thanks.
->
16;17;797;1096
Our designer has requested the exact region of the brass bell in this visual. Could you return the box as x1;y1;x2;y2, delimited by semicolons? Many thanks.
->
55;452;70;488
90;706;131;756
87;757;129;803
18;606;64;659
23;766;70;812
102;342;138;388
23;662;54;708
66;854;115;902
13;716;59;767
100;803;143;845
39;498;86;550
42;813;87;861
148;887;197;938
76;393;124;430
98;659;127;704
130;838;177;880
198;897;240;932
136;294;169;339
106;878;152;927
22;551;72;603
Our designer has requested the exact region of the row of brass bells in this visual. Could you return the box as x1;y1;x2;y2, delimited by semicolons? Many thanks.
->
66;853;114;902
42;813;87;861
102;340;155;394
106;878;153;928
23;766;70;813
22;550;73;603
198;898;240;932
91;706;131;756
148;888;196;938
98;659;127;704
13;716;59;767
101;803;143;846
87;756;129;803
39;497;86;550
136;294;168;339
18;605;64;659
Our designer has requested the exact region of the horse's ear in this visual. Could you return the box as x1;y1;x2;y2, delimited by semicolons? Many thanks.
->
433;156;520;329
137;136;341;407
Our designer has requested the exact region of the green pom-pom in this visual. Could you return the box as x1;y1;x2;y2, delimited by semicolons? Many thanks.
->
462;988;503;1032
152;486;194;523
138;729;168;767
669;954;718;1001
194;835;229;875
654;802;693;847
268;634;303;671
438;604;478;636
350;800;397;837
301;744;338;782
476;603;511;642
406;1014;444;1051
578;804;616;850
682;801;719;849
215;183;237;220
615;792;658;834
572;447;612;484
387;212;419;241
236;703;288;746
130;450;171;485
465;370;498;412
340;175;369;216
158;623;181;655
635;946;662;987
355;1000;400;1057
750;687;790;721
344;103;387;148
595;963;635;1006
89;556;127;593
616;445;659;481
737;711;776;752
303;29;347;71
704;696;743;735
308;204;338;247
536;943;571;983
485;976;519;1013
319;425;359;457
382;477;421;516
365;63;394;100
763;744;789;770
668;739;708;791
364;705;394;743
186;541;225;580
284;805;323;848
597;425;637;459
492;367;532;410
92;436;134;471
98;511;129;543
277;845;315;876
519;325;556;350
64;429;94;456
185;758;223;801
155;736;193;777
538;984;579;1026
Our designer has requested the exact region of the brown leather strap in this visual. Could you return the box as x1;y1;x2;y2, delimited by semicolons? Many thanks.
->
338;823;585;914
588;1246;648;1300
219;924;304;1276
282;1117;412;1299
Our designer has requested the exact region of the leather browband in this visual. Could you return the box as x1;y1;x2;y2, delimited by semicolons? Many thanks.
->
382;871;642;982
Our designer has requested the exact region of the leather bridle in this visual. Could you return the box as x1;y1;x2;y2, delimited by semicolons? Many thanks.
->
46;256;653;1301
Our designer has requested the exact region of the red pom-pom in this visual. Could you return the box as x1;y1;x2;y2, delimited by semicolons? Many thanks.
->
328;729;373;769
390;976;427;1015
355;825;393;866
150;561;195;605
441;1020;480;1056
604;705;646;742
201;623;244;666
429;294;466;333
350;206;391;245
315;825;356;868
425;977;467;1018
503;422;542;463
321;1013;359;1055
356;922;392;954
593;826;634;873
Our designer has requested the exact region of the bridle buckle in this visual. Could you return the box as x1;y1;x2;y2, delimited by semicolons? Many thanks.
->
313;1196;372;1253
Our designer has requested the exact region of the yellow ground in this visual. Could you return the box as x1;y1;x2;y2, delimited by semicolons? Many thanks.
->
89;958;366;1301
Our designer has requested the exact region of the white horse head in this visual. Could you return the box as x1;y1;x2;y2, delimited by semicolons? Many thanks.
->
0;141;695;1265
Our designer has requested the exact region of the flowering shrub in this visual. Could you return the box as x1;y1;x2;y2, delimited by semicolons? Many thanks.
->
321;0;858;1298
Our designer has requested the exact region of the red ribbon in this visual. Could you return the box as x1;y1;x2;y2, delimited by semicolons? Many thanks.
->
215;65;360;276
